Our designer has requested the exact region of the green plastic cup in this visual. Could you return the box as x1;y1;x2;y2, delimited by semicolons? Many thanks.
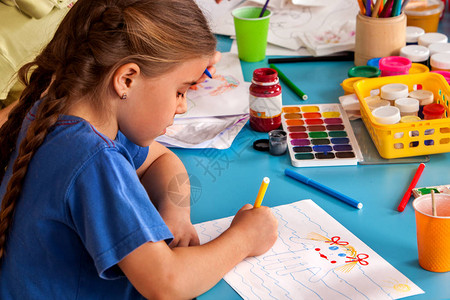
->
232;6;272;62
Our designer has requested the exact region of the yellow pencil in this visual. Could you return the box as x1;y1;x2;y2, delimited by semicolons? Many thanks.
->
254;177;270;208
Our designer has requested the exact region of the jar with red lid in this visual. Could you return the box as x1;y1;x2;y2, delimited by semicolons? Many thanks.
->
423;103;445;120
249;68;282;132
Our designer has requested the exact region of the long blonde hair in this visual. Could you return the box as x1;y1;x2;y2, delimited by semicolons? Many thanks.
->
0;0;216;263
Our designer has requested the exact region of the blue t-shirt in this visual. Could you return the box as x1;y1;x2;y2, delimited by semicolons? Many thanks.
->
0;104;173;299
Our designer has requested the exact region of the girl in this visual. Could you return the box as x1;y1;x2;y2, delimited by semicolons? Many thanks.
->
0;0;278;299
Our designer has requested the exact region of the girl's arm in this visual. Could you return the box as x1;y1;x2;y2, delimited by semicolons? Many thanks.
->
137;141;198;247
118;203;278;300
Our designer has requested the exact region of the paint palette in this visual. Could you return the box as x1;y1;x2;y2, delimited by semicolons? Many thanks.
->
281;104;362;167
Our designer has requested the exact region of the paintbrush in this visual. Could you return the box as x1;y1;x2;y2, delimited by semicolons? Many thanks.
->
259;0;270;17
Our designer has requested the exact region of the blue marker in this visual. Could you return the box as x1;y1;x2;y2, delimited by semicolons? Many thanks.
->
204;68;212;79
285;168;363;209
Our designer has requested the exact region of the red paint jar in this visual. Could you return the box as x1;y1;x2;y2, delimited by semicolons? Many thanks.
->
423;103;445;119
249;68;282;132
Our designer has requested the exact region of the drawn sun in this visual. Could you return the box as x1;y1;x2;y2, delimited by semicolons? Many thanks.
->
384;278;411;293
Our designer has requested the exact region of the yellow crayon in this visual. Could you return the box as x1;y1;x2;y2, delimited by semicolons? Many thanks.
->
254;177;270;208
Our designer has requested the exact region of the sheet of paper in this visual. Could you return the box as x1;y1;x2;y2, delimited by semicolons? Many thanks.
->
298;19;356;56
209;0;360;52
177;53;249;119
155;114;248;149
229;39;312;57
195;0;245;26
195;200;424;300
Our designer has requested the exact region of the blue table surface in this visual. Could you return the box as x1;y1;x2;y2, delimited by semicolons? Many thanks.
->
173;20;450;300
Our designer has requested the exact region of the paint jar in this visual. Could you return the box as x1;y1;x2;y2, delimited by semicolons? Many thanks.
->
394;97;420;116
340;77;364;95
418;32;448;47
423;103;446;119
249;68;282;132
380;83;409;105
367;57;381;68
347;66;380;78
430;53;450;71
268;129;287;156
371;106;401;124
409;62;430;74
400;45;430;66
379;56;412;76
404;0;445;33
409;89;434;118
364;95;391;111
431;70;450;85
428;43;450;56
354;13;406;66
406;26;425;45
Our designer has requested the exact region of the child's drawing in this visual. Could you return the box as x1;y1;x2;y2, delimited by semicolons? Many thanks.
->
175;53;249;119
188;75;240;99
208;0;359;51
194;200;424;300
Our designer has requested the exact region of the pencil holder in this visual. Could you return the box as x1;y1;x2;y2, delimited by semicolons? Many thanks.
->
354;13;407;66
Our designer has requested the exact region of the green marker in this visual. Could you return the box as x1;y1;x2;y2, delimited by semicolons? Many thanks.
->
269;64;308;100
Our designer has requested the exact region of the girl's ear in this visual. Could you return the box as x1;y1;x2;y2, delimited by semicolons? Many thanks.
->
112;63;141;99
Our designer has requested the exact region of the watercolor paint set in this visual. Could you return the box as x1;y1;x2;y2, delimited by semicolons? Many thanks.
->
281;104;363;167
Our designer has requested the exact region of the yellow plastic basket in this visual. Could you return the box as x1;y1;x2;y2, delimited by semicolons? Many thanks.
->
354;72;450;159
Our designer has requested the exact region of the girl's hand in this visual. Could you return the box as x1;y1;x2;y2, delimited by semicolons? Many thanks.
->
230;204;278;257
191;51;222;88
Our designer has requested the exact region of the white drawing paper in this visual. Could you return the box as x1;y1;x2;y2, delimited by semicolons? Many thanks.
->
204;0;359;53
195;0;245;27
195;200;424;300
155;114;248;149
230;40;312;57
177;53;249;119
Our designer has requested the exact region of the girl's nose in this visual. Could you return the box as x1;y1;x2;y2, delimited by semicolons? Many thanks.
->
175;96;187;115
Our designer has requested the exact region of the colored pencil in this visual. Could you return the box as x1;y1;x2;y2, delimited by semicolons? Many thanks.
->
379;0;385;13
357;0;366;15
254;177;270;208
372;0;383;17
204;68;212;79
397;163;426;212
267;52;354;64
285;169;363;209
379;0;394;17
391;0;402;17
259;0;270;17
269;64;308;100
365;0;372;16
401;0;411;10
